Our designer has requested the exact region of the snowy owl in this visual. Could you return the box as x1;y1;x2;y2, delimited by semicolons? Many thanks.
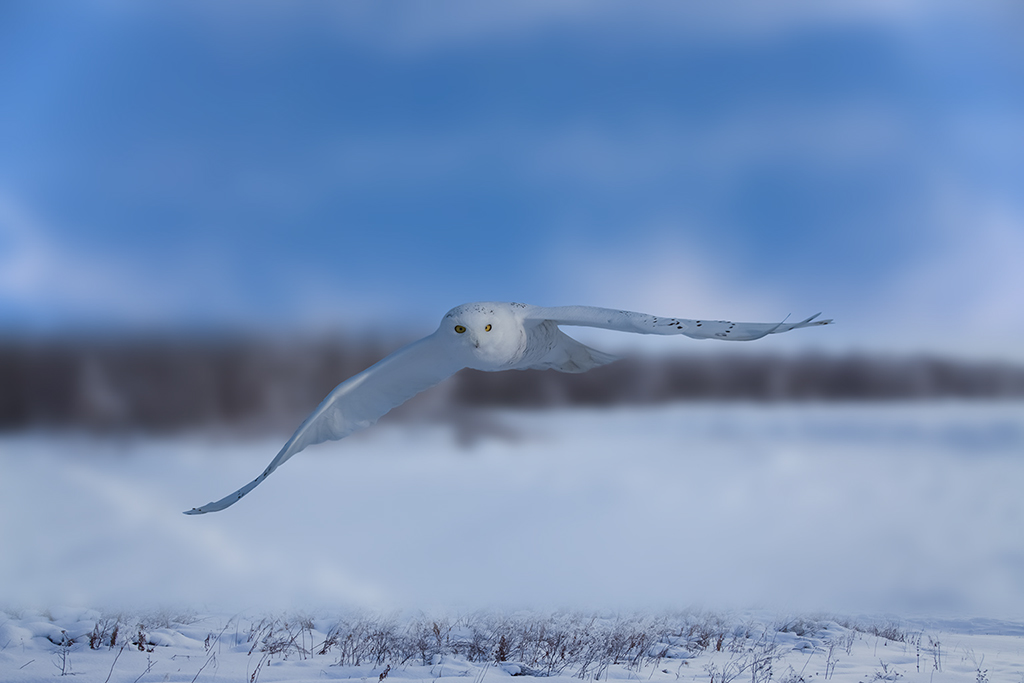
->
185;302;831;514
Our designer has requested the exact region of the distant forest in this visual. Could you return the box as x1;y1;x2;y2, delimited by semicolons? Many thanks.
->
2;336;1023;432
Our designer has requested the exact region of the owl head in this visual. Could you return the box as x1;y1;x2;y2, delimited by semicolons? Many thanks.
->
441;302;525;369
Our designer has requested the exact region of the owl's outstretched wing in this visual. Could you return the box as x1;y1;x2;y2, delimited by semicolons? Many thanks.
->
524;305;832;341
184;333;464;515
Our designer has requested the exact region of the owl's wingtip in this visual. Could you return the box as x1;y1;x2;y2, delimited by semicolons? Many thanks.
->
799;313;833;327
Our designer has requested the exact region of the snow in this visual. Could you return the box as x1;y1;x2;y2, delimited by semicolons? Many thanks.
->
2;401;1024;679
1;606;1023;682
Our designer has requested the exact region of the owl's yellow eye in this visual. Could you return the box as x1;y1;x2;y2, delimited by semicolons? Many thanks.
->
485;324;492;332
454;325;466;334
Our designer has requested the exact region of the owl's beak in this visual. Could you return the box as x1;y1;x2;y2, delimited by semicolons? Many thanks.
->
469;332;480;348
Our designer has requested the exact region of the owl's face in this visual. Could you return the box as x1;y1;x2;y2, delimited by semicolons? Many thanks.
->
442;302;525;369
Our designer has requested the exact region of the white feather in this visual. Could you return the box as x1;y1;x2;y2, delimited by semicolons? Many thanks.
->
522;305;832;341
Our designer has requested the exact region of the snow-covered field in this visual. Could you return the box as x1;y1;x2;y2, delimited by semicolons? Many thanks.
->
2;401;1024;680
4;606;1024;682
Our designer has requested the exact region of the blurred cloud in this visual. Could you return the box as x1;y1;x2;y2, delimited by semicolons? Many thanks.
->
1;0;1022;360
0;194;145;329
0;194;253;332
129;0;1019;55
529;107;911;192
887;200;1024;359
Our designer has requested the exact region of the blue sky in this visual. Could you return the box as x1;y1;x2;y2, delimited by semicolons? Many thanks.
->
1;1;1022;360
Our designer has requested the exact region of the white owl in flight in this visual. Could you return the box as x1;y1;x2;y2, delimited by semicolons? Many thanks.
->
185;302;831;514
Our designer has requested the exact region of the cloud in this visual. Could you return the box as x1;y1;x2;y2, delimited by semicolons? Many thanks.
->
883;197;1024;360
90;0;1016;57
0;196;127;324
0;197;52;301
526;107;913;194
0;193;246;331
0;192;428;335
250;103;911;211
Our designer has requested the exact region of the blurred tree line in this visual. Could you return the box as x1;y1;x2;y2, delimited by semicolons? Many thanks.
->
2;336;1023;432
